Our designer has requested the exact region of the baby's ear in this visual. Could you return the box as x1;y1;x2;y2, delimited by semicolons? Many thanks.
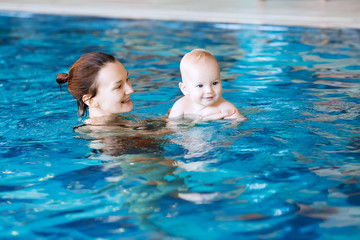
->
179;82;188;95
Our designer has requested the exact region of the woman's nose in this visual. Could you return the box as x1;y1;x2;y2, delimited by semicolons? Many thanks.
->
125;81;134;94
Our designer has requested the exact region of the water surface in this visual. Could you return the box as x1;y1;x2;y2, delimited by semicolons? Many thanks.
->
0;12;360;239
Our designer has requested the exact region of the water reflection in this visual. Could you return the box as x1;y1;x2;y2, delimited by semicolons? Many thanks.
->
58;116;186;235
67;117;254;236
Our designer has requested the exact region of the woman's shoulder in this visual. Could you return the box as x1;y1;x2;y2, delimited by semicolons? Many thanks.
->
73;115;168;137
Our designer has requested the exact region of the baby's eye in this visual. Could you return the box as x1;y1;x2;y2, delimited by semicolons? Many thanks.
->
213;81;219;86
116;84;123;89
197;84;203;88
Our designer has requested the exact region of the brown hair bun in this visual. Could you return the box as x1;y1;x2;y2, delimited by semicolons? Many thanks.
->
56;73;68;85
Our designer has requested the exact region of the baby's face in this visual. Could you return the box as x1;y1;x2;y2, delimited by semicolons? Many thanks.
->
181;59;222;108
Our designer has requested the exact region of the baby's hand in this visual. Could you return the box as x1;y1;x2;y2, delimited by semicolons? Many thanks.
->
202;109;236;121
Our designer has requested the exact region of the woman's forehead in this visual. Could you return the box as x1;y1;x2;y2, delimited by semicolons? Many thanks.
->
97;61;127;83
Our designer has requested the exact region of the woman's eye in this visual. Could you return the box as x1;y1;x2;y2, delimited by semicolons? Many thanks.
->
197;84;203;88
117;84;123;89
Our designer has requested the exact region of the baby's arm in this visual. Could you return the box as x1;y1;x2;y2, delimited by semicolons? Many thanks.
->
225;110;245;120
168;98;185;118
220;100;246;120
202;109;237;120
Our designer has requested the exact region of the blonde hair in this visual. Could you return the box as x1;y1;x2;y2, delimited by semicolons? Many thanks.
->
180;49;219;78
180;49;217;66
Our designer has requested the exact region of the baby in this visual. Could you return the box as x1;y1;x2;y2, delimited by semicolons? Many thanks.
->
168;49;245;120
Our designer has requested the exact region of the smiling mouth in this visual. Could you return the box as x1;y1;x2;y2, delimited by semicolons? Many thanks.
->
121;98;131;104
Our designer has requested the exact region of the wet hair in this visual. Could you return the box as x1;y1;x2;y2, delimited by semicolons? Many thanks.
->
56;52;116;116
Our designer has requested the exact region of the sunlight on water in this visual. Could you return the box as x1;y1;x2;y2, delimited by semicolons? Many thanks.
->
0;12;359;239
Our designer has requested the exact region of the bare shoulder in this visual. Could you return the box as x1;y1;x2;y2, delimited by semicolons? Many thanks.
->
168;96;187;118
218;98;246;120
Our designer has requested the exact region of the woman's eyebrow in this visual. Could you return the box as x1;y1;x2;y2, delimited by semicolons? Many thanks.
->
112;79;123;89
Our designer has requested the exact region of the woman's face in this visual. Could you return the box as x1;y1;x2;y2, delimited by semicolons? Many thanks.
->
91;60;134;116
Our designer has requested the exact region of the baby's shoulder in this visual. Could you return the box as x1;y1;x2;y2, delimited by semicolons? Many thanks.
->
169;96;189;118
172;96;188;108
217;97;237;109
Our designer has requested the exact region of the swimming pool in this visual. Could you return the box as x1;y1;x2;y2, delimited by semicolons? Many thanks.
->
0;11;360;239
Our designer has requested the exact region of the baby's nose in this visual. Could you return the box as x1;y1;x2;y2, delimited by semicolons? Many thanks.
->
205;86;213;93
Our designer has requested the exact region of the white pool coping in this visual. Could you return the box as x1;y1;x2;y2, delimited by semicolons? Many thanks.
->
0;0;359;29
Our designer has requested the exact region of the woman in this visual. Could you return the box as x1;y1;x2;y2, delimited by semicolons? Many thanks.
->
56;52;134;125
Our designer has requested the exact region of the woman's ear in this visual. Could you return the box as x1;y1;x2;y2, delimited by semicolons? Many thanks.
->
179;82;188;95
82;94;97;107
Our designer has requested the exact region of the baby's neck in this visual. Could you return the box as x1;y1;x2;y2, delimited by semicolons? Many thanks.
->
188;97;225;117
190;103;216;116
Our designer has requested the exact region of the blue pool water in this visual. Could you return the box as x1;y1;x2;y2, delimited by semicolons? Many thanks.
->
1;11;360;239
